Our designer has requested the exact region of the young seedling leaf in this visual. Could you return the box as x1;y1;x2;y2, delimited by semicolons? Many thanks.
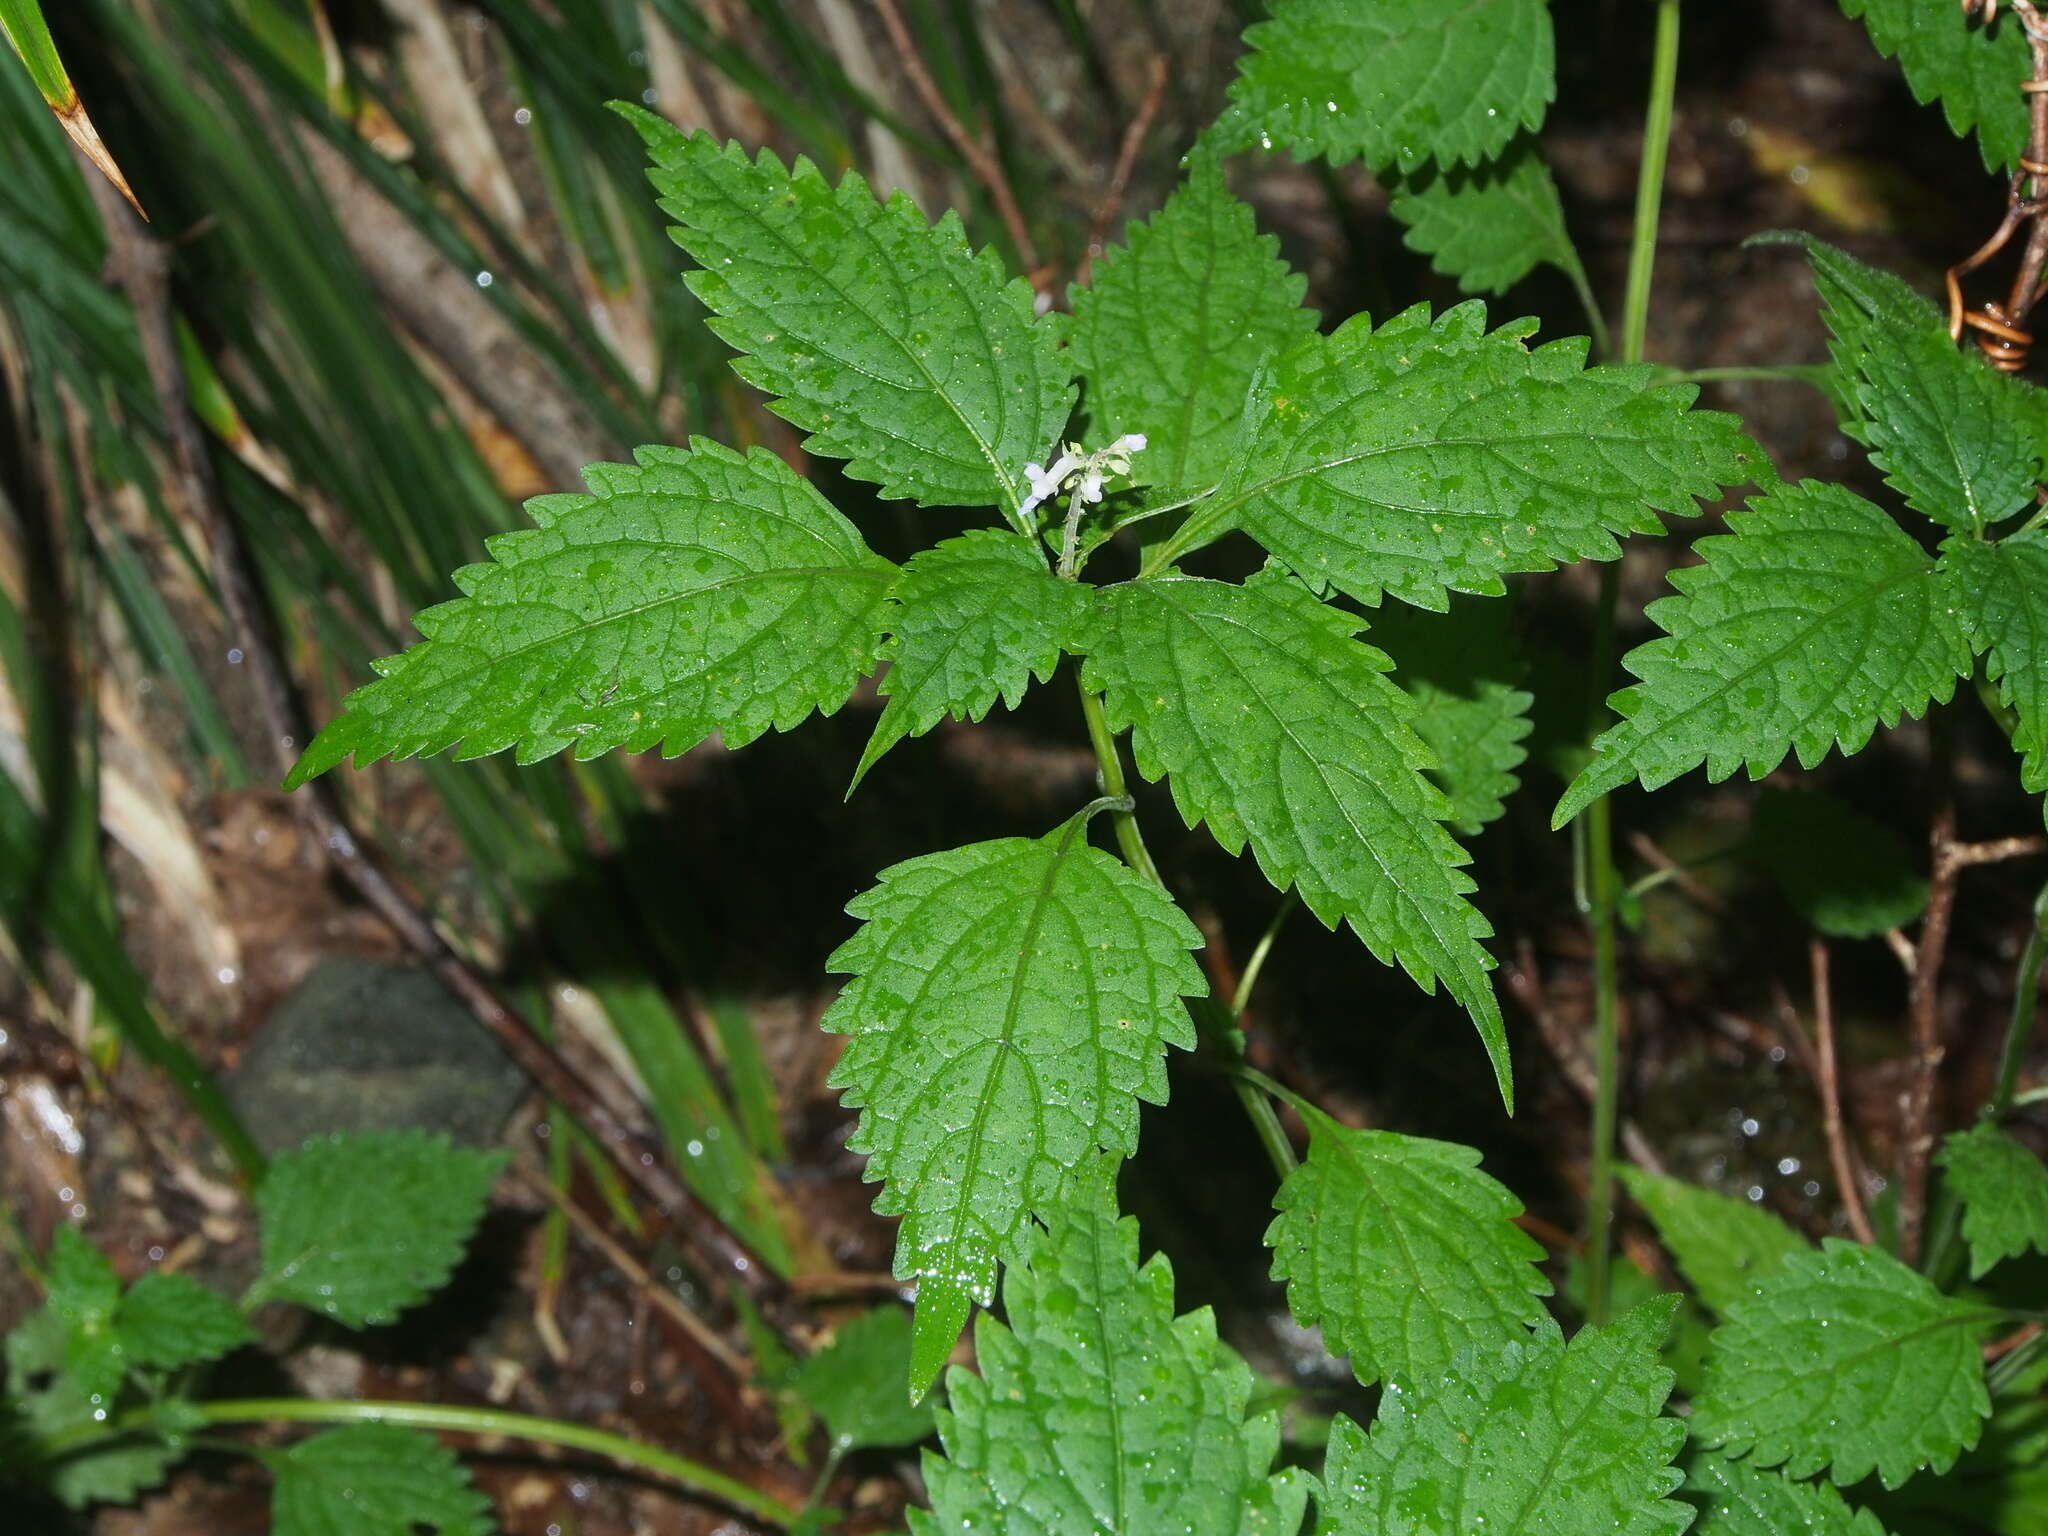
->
1265;1105;1550;1387
271;1425;494;1536
41;1226;123;1409
116;1273;255;1372
1068;147;1317;490
1557;481;1973;825
622;110;1073;514
910;1157;1309;1536
286;442;896;786
1191;304;1758;611
793;1308;935;1454
1678;1444;1890;1536
823;823;1207;1399
853;530;1089;790
1936;1122;2048;1278
1318;1299;1689;1536
1369;595;1534;835
1388;138;1589;298
1081;567;1509;1104
3;1308;177;1508
1748;787;1928;939
1942;529;2048;793
1691;1239;1994;1488
251;1130;505;1328
1791;233;2047;533
1220;0;1554;173
1619;1168;1810;1316
1839;0;2030;174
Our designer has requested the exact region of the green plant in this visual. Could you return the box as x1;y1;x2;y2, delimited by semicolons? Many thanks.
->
17;0;2048;1532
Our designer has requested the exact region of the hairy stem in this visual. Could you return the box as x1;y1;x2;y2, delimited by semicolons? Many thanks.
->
1074;671;1296;1178
50;1398;802;1529
1584;0;1682;1331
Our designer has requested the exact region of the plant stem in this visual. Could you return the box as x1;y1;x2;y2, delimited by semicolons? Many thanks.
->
1990;878;2048;1118
1583;0;1682;1332
1233;892;1298;1020
1990;1325;2048;1395
1074;671;1296;1179
53;1398;803;1530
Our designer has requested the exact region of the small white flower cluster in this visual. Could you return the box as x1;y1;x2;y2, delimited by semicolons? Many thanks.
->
1018;433;1148;522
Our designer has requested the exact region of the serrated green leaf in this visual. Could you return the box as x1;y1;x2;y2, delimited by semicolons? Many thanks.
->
271;1425;494;1536
287;442;895;786
1692;1239;1994;1489
1265;1105;1549;1388
1081;567;1509;1102
1068;149;1316;489
3;1308;177;1509
1389;138;1586;297
251;1130;505;1328
1557;481;1973;825
116;1272;255;1372
1318;1299;1689;1536
911;1157;1309;1536
822;822;1207;1398
42;1226;123;1409
1791;234;2046;534
1936;1122;2048;1279
793;1308;934;1453
1220;0;1554;173
1679;1445;1890;1536
854;530;1088;790
622;109;1073;513
1839;0;2030;174
1369;595;1533;834
1748;786;1928;939
1619;1168;1810;1316
1942;529;2048;793
1183;303;1758;612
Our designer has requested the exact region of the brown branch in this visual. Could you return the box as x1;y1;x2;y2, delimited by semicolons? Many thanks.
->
1900;770;1959;1266
872;0;1045;293
1504;940;1666;1176
1626;830;1730;914
78;158;804;1340
1810;938;1877;1245
1949;834;2048;867
1077;55;1170;288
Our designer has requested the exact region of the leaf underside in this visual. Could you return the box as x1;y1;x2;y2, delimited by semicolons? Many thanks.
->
1318;1300;1690;1536
822;827;1207;1397
1197;303;1759;613
624;109;1074;512
1936;1121;2048;1279
1558;480;1973;825
1388;137;1585;297
287;442;895;786
911;1157;1308;1536
1081;567;1509;1104
1748;786;1928;939
1691;1238;1993;1489
854;529;1089;789
1068;146;1317;490
1222;0;1554;173
1265;1105;1549;1388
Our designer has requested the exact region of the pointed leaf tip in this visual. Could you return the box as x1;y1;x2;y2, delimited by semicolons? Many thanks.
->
909;1277;971;1404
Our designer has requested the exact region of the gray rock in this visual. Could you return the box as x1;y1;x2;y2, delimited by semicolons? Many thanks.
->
229;956;529;1156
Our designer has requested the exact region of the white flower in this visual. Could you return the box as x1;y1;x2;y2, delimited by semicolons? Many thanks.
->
1014;433;1148;522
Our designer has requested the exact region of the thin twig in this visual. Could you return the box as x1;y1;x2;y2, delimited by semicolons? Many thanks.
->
78;160;803;1339
1900;759;1960;1267
871;0;1044;292
1625;830;1730;914
1503;941;1666;1176
1810;938;1876;1244
1949;834;2048;867
1077;54;1170;288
